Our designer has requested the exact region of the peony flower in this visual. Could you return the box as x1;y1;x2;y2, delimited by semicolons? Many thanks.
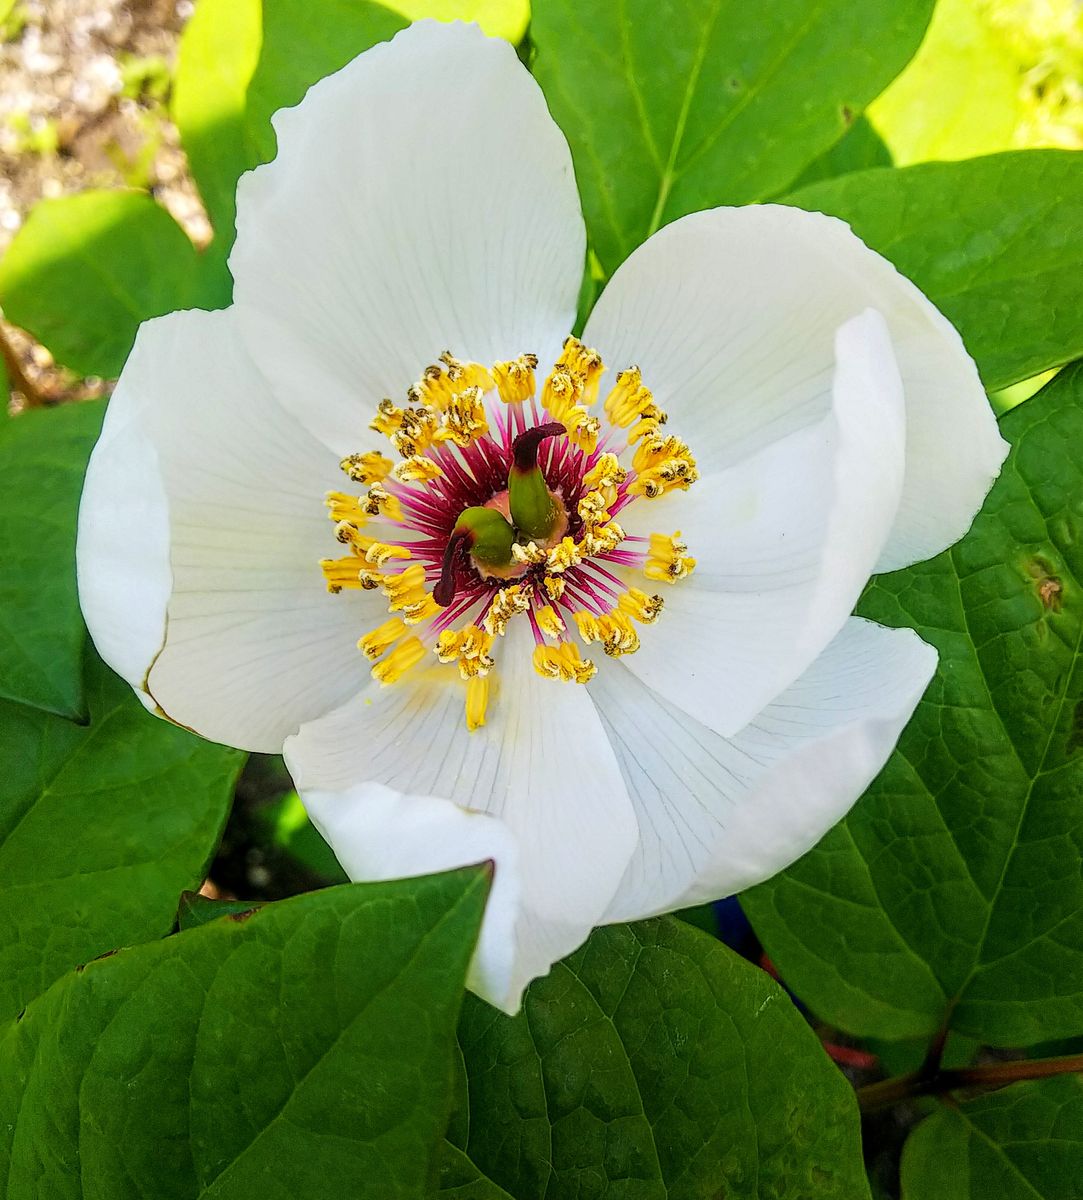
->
77;20;1008;1012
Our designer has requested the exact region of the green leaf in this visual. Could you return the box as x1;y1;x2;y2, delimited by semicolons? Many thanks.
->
744;363;1083;1047
783;151;1083;391
176;891;262;930
0;403;103;718
530;0;934;274
0;869;489;1199
437;1144;515;1199
174;0;406;260
0;190;208;378
457;918;870;1199
868;0;1022;166
0;651;243;1024
384;0;529;43
789;115;892;191
901;1077;1083;1200
253;789;348;883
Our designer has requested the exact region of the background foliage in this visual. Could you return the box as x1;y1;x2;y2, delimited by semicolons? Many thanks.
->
0;1;1081;1197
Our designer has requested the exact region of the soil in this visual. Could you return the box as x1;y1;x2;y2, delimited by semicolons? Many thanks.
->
0;0;202;407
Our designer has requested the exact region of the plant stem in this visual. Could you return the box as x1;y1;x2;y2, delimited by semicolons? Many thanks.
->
0;321;44;408
857;1051;1083;1114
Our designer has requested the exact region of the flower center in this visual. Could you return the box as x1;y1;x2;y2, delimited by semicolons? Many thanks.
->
320;338;699;730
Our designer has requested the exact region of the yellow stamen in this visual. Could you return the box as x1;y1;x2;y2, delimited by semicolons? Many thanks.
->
618;588;665;624
320;555;366;593
364;541;411;567
465;675;489;730
543;574;566;602
535;605;565;638
577;489;612;526
392;455;443;483
583;453;627;492
340;450;394;484
532;641;596;683
644;531;697;582
402;594;442;626
371;636;426;684
541;367;583;423
556;336;605;405
580;520;625;556
563;408;600;455
380;563;429;611
511;540;548;566
603;367;668;433
574;610;639;656
437;385;489;447
326;492;370;525
435;624;495;678
546;537;582;574
370;399;405;437
363;482;404;522
492;354;538;405
358;616;408;661
483;585;531;636
392;406;442;457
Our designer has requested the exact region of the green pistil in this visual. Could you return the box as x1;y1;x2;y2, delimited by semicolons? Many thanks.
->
509;422;563;541
434;506;515;606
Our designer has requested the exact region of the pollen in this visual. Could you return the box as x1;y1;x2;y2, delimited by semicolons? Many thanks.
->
532;641;596;683
358;616;408;660
438;385;489;447
435;624;495;679
371;636;426;685
340;450;394;484
363;482;404;522
392;455;443;483
546;537;582;574
380;563;429;610
320;554;365;593
483;584;531;636
535;605;565;638
645;531;697;582
326;492;370;525
583;453;627;492
618;588;665;624
465;675;489;731
511;540;548;566
573;610;640;657
492;354;538;405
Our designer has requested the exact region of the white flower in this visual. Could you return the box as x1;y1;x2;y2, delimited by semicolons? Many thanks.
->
76;21;1008;1012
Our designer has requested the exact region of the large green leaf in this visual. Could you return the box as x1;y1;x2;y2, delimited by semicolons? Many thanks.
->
530;0;934;274
868;0;1022;165
456;919;870;1199
0;651;243;1024
901;1077;1083;1200
784;151;1083;391
173;0;406;260
0;869;488;1199
744;363;1083;1047
0;403;103;718
0;191;209;378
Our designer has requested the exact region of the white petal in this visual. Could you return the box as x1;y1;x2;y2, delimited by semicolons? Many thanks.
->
77;410;171;712
584;204;1008;572
78;308;383;753
230;20;585;456
284;624;638;1012
589;618;937;922
619;309;906;737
